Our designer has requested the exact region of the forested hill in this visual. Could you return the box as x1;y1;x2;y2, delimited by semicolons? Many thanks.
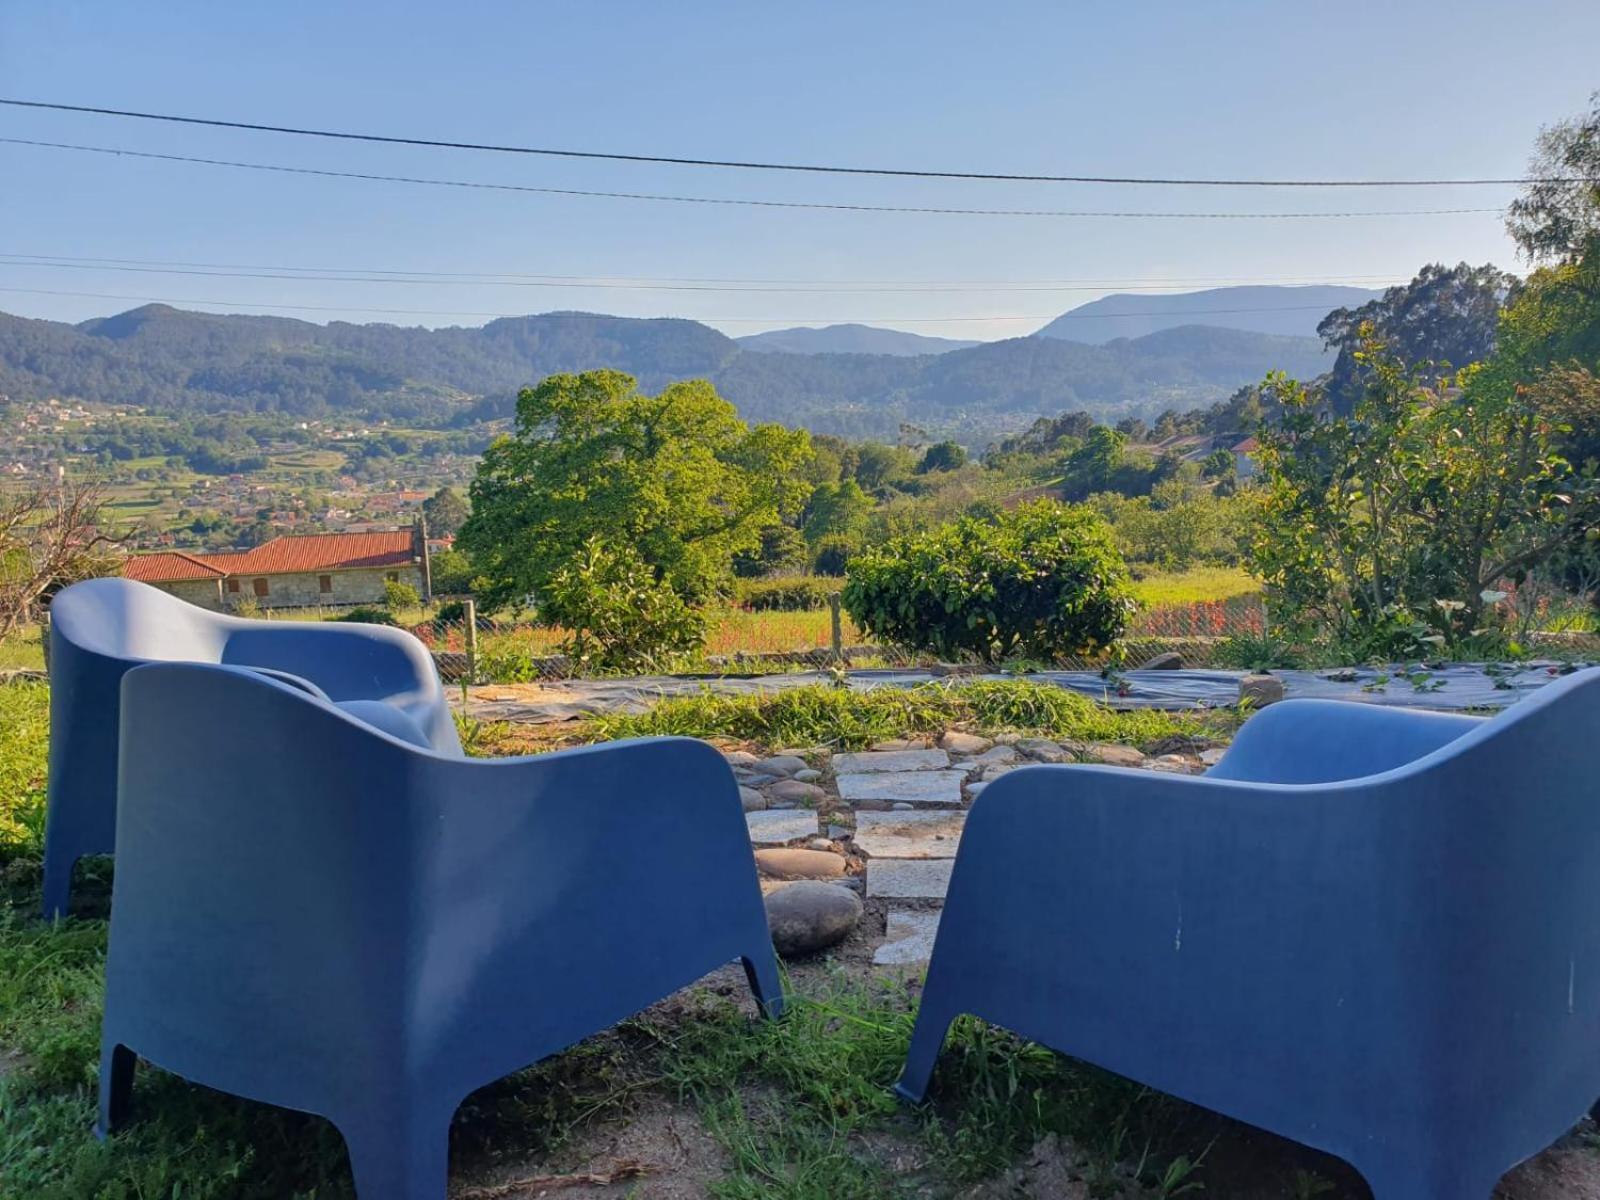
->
0;304;1334;438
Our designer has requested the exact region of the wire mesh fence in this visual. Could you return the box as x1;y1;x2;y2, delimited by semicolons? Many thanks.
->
402;593;1271;684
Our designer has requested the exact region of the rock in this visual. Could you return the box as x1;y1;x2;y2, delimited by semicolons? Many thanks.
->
1016;737;1068;763
793;768;822;783
873;908;941;966
832;748;950;774
755;847;848;881
757;754;809;777
980;763;1016;781
766;779;828;807
892;802;915;811
739;786;767;813
837;770;968;806
966;780;989;797
746;809;819;845
975;744;1020;766
1240;673;1286;707
837;875;865;893
938;730;994;755
870;737;927;752
1139;651;1184;670
1199;747;1227;768
993;732;1021;746
866;858;955;900
827;824;853;840
807;837;835;852
1084;742;1145;768
724;750;762;769
854;810;965;859
1147;754;1199;774
765;882;862;958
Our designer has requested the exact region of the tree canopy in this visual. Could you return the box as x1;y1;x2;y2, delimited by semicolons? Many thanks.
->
459;371;813;612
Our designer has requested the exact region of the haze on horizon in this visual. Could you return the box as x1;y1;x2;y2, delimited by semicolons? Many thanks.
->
2;0;1597;341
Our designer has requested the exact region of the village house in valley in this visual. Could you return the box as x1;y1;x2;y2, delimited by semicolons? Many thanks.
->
124;521;432;611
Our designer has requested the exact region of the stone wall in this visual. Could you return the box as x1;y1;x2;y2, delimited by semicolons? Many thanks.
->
147;578;227;609
148;564;424;611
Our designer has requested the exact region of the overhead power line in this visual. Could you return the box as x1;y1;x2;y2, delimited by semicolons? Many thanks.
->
0;284;1347;325
0;253;1421;289
1;97;1589;187
0;253;1417;295
0;138;1508;220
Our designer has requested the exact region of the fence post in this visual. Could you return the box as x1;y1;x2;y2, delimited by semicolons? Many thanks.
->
829;592;843;664
39;611;50;673
463;598;479;684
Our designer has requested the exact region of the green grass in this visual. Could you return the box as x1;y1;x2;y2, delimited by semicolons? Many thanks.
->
587;679;1238;751
0;681;49;856
1129;566;1261;607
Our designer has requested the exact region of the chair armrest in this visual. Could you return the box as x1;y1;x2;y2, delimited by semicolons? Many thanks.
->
221;620;441;704
1206;698;1484;784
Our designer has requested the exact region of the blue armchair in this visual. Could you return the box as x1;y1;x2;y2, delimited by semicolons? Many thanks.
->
98;661;782;1200
43;577;459;918
897;669;1600;1198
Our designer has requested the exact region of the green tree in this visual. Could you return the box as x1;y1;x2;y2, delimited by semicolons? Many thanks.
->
802;479;873;545
1251;331;1599;652
732;523;809;578
421;485;470;537
460;371;813;611
842;500;1134;663
539;537;706;672
916;440;968;473
1506;91;1600;264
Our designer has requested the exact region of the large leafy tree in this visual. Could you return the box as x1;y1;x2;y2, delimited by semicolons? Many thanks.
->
1506;91;1600;265
460;371;813;612
1251;332;1599;652
1317;263;1516;413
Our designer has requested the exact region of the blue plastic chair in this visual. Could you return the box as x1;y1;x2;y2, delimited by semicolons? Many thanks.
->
897;668;1600;1198
98;661;783;1200
43;577;460;919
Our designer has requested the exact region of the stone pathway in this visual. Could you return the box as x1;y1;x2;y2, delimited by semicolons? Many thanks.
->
726;729;1211;967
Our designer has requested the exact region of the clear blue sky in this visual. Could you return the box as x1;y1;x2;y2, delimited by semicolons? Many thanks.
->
2;0;1596;340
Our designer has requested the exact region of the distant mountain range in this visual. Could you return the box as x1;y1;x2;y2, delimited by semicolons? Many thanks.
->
1035;284;1384;343
737;323;980;357
0;289;1348;440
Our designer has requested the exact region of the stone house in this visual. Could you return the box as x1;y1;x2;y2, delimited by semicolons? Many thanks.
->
123;523;431;611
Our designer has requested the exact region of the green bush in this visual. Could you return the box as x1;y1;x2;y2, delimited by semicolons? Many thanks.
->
811;534;860;576
539;536;706;672
333;605;397;626
384;579;421;611
734;576;843;611
842;500;1135;664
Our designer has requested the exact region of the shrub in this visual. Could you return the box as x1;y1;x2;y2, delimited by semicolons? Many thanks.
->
538;536;706;672
333;605;397;626
384;579;421;611
842;501;1135;664
428;547;477;595
734;576;842;612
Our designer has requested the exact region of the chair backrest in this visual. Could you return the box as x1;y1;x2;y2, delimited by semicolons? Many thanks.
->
51;576;228;662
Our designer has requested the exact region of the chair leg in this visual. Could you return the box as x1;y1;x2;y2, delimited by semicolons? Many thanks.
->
339;1103;452;1200
95;1042;136;1138
741;950;786;1020
41;842;77;921
894;999;958;1104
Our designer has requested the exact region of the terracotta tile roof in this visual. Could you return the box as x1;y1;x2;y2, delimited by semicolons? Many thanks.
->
125;531;416;583
123;551;228;582
228;531;416;575
1232;436;1261;453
